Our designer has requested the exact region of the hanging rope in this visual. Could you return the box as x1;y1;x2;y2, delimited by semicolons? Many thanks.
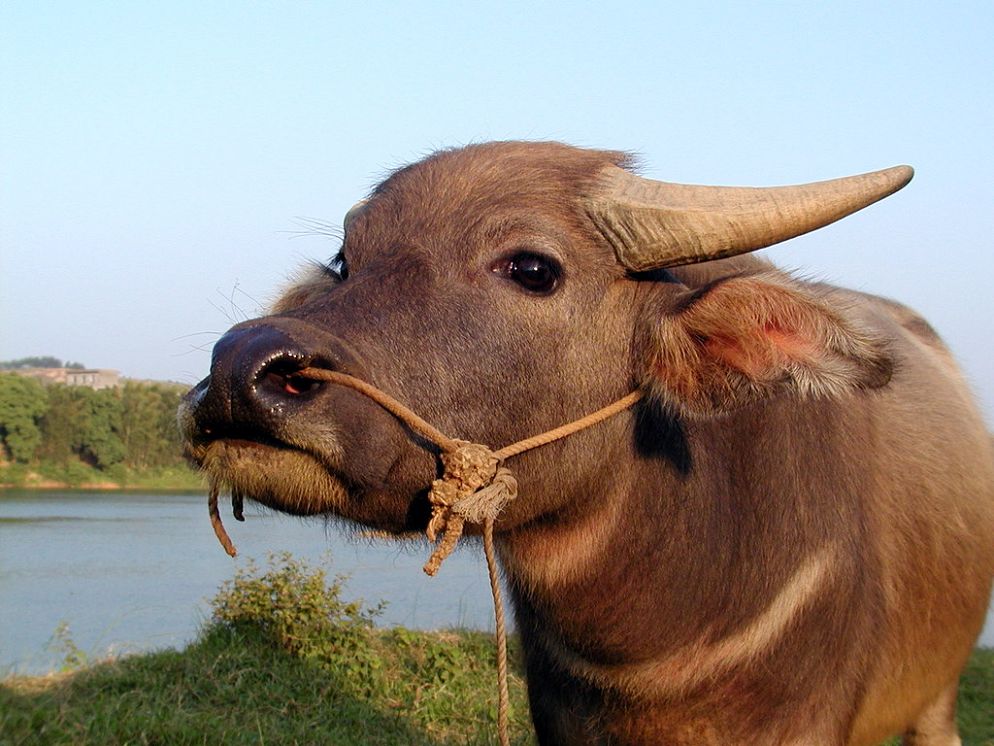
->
207;367;643;745
483;515;511;744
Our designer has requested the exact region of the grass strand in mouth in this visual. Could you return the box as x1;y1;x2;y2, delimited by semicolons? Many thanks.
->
208;481;238;557
232;488;244;522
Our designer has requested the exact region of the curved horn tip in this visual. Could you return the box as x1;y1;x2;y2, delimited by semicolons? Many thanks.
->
885;164;914;187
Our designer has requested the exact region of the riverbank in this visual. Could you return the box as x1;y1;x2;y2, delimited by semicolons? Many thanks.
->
1;552;535;745
0;463;203;491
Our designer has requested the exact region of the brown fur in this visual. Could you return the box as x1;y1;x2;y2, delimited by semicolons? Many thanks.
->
180;141;994;745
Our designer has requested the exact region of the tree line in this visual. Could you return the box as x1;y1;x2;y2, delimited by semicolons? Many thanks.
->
0;373;191;477
0;356;86;370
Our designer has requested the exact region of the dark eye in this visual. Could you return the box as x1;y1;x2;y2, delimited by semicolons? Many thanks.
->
501;252;561;294
325;251;349;281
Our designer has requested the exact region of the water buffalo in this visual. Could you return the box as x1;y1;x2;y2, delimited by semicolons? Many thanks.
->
179;142;994;745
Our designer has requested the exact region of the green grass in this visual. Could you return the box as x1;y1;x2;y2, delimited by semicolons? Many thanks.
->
960;648;994;745
1;553;990;745
0;625;535;746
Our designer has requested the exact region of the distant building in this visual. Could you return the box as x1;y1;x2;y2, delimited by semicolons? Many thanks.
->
12;367;121;390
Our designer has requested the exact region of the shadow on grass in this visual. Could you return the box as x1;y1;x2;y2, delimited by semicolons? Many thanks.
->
0;626;488;746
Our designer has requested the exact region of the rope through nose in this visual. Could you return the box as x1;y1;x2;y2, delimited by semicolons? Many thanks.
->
302;370;464;452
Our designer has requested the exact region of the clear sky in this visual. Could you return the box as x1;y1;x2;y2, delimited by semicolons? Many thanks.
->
2;2;992;419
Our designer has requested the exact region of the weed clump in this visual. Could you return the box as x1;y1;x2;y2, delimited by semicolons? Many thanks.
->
205;551;535;740
209;551;385;693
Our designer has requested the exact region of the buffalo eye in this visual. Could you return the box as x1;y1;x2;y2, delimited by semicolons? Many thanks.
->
499;252;561;294
325;251;349;281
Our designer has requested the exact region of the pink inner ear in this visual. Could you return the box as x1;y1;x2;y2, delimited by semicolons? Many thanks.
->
764;322;818;362
703;323;816;381
703;333;770;378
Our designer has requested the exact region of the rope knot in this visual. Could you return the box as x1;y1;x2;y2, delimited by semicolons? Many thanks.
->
423;441;518;576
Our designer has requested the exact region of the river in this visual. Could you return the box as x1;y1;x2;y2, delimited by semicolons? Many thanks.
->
1;490;992;676
0;490;494;675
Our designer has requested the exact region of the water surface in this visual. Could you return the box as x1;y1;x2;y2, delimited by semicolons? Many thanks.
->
0;490;494;675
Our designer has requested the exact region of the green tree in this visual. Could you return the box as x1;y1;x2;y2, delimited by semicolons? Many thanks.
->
38;385;125;469
0;374;49;462
148;384;190;467
10;378;189;478
0;357;88;369
38;385;83;464
120;382;184;468
78;388;125;468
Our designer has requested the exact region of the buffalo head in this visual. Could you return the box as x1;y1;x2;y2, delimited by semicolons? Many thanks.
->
179;141;907;536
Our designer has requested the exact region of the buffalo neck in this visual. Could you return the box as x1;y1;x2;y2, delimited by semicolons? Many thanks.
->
496;395;874;700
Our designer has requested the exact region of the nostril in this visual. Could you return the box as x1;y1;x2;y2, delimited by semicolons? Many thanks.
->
263;370;323;396
257;358;325;400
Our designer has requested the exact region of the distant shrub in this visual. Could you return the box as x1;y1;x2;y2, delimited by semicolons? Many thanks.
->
37;458;97;486
0;462;29;485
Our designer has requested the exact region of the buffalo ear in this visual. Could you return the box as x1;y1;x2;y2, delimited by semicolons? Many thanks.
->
642;272;893;418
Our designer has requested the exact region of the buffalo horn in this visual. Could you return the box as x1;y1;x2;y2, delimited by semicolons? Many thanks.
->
586;164;914;271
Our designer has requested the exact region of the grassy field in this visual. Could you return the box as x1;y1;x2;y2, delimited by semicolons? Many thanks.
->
1;555;991;745
0;625;536;745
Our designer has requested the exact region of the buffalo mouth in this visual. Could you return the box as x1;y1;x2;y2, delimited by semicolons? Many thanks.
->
196;438;351;518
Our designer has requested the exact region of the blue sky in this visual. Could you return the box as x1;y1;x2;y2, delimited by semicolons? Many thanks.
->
2;2;992;418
